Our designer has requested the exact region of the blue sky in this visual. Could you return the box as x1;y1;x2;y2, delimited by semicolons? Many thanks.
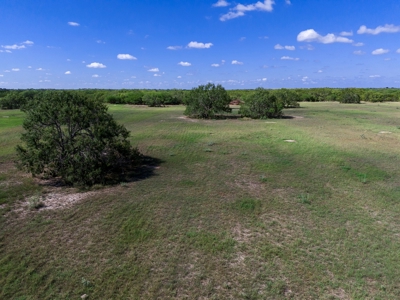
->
1;0;400;89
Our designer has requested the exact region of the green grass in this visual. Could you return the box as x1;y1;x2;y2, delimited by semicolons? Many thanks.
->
1;102;400;299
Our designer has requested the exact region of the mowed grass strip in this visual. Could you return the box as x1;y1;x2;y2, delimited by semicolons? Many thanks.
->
1;103;400;299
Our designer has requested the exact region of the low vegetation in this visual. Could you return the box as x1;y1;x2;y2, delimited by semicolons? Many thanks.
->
1;95;400;299
239;88;284;119
16;90;141;186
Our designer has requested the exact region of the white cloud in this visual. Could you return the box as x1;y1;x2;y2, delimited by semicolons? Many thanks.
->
177;76;182;78
4;70;10;72
92;74;100;78
297;29;353;44
353;42;364;47
0;75;3;77
65;71;71;75
148;68;159;72
318;70;323;73
397;49;400;53
220;0;274;21
340;31;353;36
28;66;32;68
262;78;267;81
96;40;105;44
369;75;381;78
274;44;295;50
167;46;182;50
68;22;80;26
2;44;26;50
281;56;299;61
86;62;106;68
213;0;230;7
353;50;365;55
239;37;246;41
0;50;12;53
211;64;220;67
300;44;315;50
232;60;244;65
117;54;137;60
178;61;191;66
285;0;291;4
357;24;400;35
187;41;213;49
372;48;389;55
154;74;162;77
12;68;20;72
36;68;44;71
22;40;34;45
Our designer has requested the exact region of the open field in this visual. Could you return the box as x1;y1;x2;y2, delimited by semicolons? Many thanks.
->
1;102;400;299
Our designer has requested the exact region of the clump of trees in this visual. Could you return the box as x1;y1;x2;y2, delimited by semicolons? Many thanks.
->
338;89;361;104
239;88;283;119
184;83;232;118
16;91;141;186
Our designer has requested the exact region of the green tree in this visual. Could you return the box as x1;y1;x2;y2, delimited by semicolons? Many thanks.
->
16;91;141;186
184;83;231;119
339;88;361;103
239;88;283;119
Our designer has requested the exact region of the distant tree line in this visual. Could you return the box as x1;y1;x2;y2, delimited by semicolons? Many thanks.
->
1;87;400;110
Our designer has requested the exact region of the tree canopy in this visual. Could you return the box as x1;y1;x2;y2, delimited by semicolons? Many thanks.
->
16;91;141;186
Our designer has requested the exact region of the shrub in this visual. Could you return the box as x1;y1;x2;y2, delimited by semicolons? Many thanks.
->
142;92;166;107
16;91;141;186
339;89;361;103
122;90;144;105
106;94;124;104
239;88;283;119
0;91;28;109
184;83;231;119
273;89;300;108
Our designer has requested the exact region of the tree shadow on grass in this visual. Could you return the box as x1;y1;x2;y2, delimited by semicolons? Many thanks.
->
36;155;164;188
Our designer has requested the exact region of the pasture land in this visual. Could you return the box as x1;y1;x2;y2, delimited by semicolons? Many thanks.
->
1;102;400;299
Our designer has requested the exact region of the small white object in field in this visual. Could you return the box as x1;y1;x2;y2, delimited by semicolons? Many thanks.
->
265;122;276;124
284;140;296;143
81;295;88;299
379;131;392;134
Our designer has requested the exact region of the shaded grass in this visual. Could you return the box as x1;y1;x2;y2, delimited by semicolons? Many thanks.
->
1;103;400;299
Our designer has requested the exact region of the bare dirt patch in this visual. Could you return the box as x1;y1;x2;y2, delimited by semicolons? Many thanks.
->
177;116;199;122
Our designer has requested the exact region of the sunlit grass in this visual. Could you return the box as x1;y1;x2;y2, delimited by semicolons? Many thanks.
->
1;102;400;299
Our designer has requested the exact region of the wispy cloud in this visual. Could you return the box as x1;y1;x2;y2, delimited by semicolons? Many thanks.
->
397;49;400;53
211;63;220;67
340;31;353;36
86;62;106;68
297;29;353;44
22;40;34;45
274;44;295;50
36;68;44;71
178;61;191;66
281;56;299;61
12;68;20;72
212;0;230;7
148;68;159;72
369;75;381;78
65;71;71;75
117;54;137;60
187;41;213;49
353;50;365;55
154;74;162;77
2;44;26;50
372;48;389;55
353;42;364;47
220;0;275;21
68;22;80;26
167;46;182;50
92;74;100;78
358;24;400;35
232;60;244;65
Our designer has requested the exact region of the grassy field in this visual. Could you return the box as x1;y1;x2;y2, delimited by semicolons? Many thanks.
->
1;102;400;299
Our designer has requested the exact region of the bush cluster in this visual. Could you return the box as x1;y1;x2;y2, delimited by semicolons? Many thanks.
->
239;88;283;119
16;91;141;186
184;83;232;119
